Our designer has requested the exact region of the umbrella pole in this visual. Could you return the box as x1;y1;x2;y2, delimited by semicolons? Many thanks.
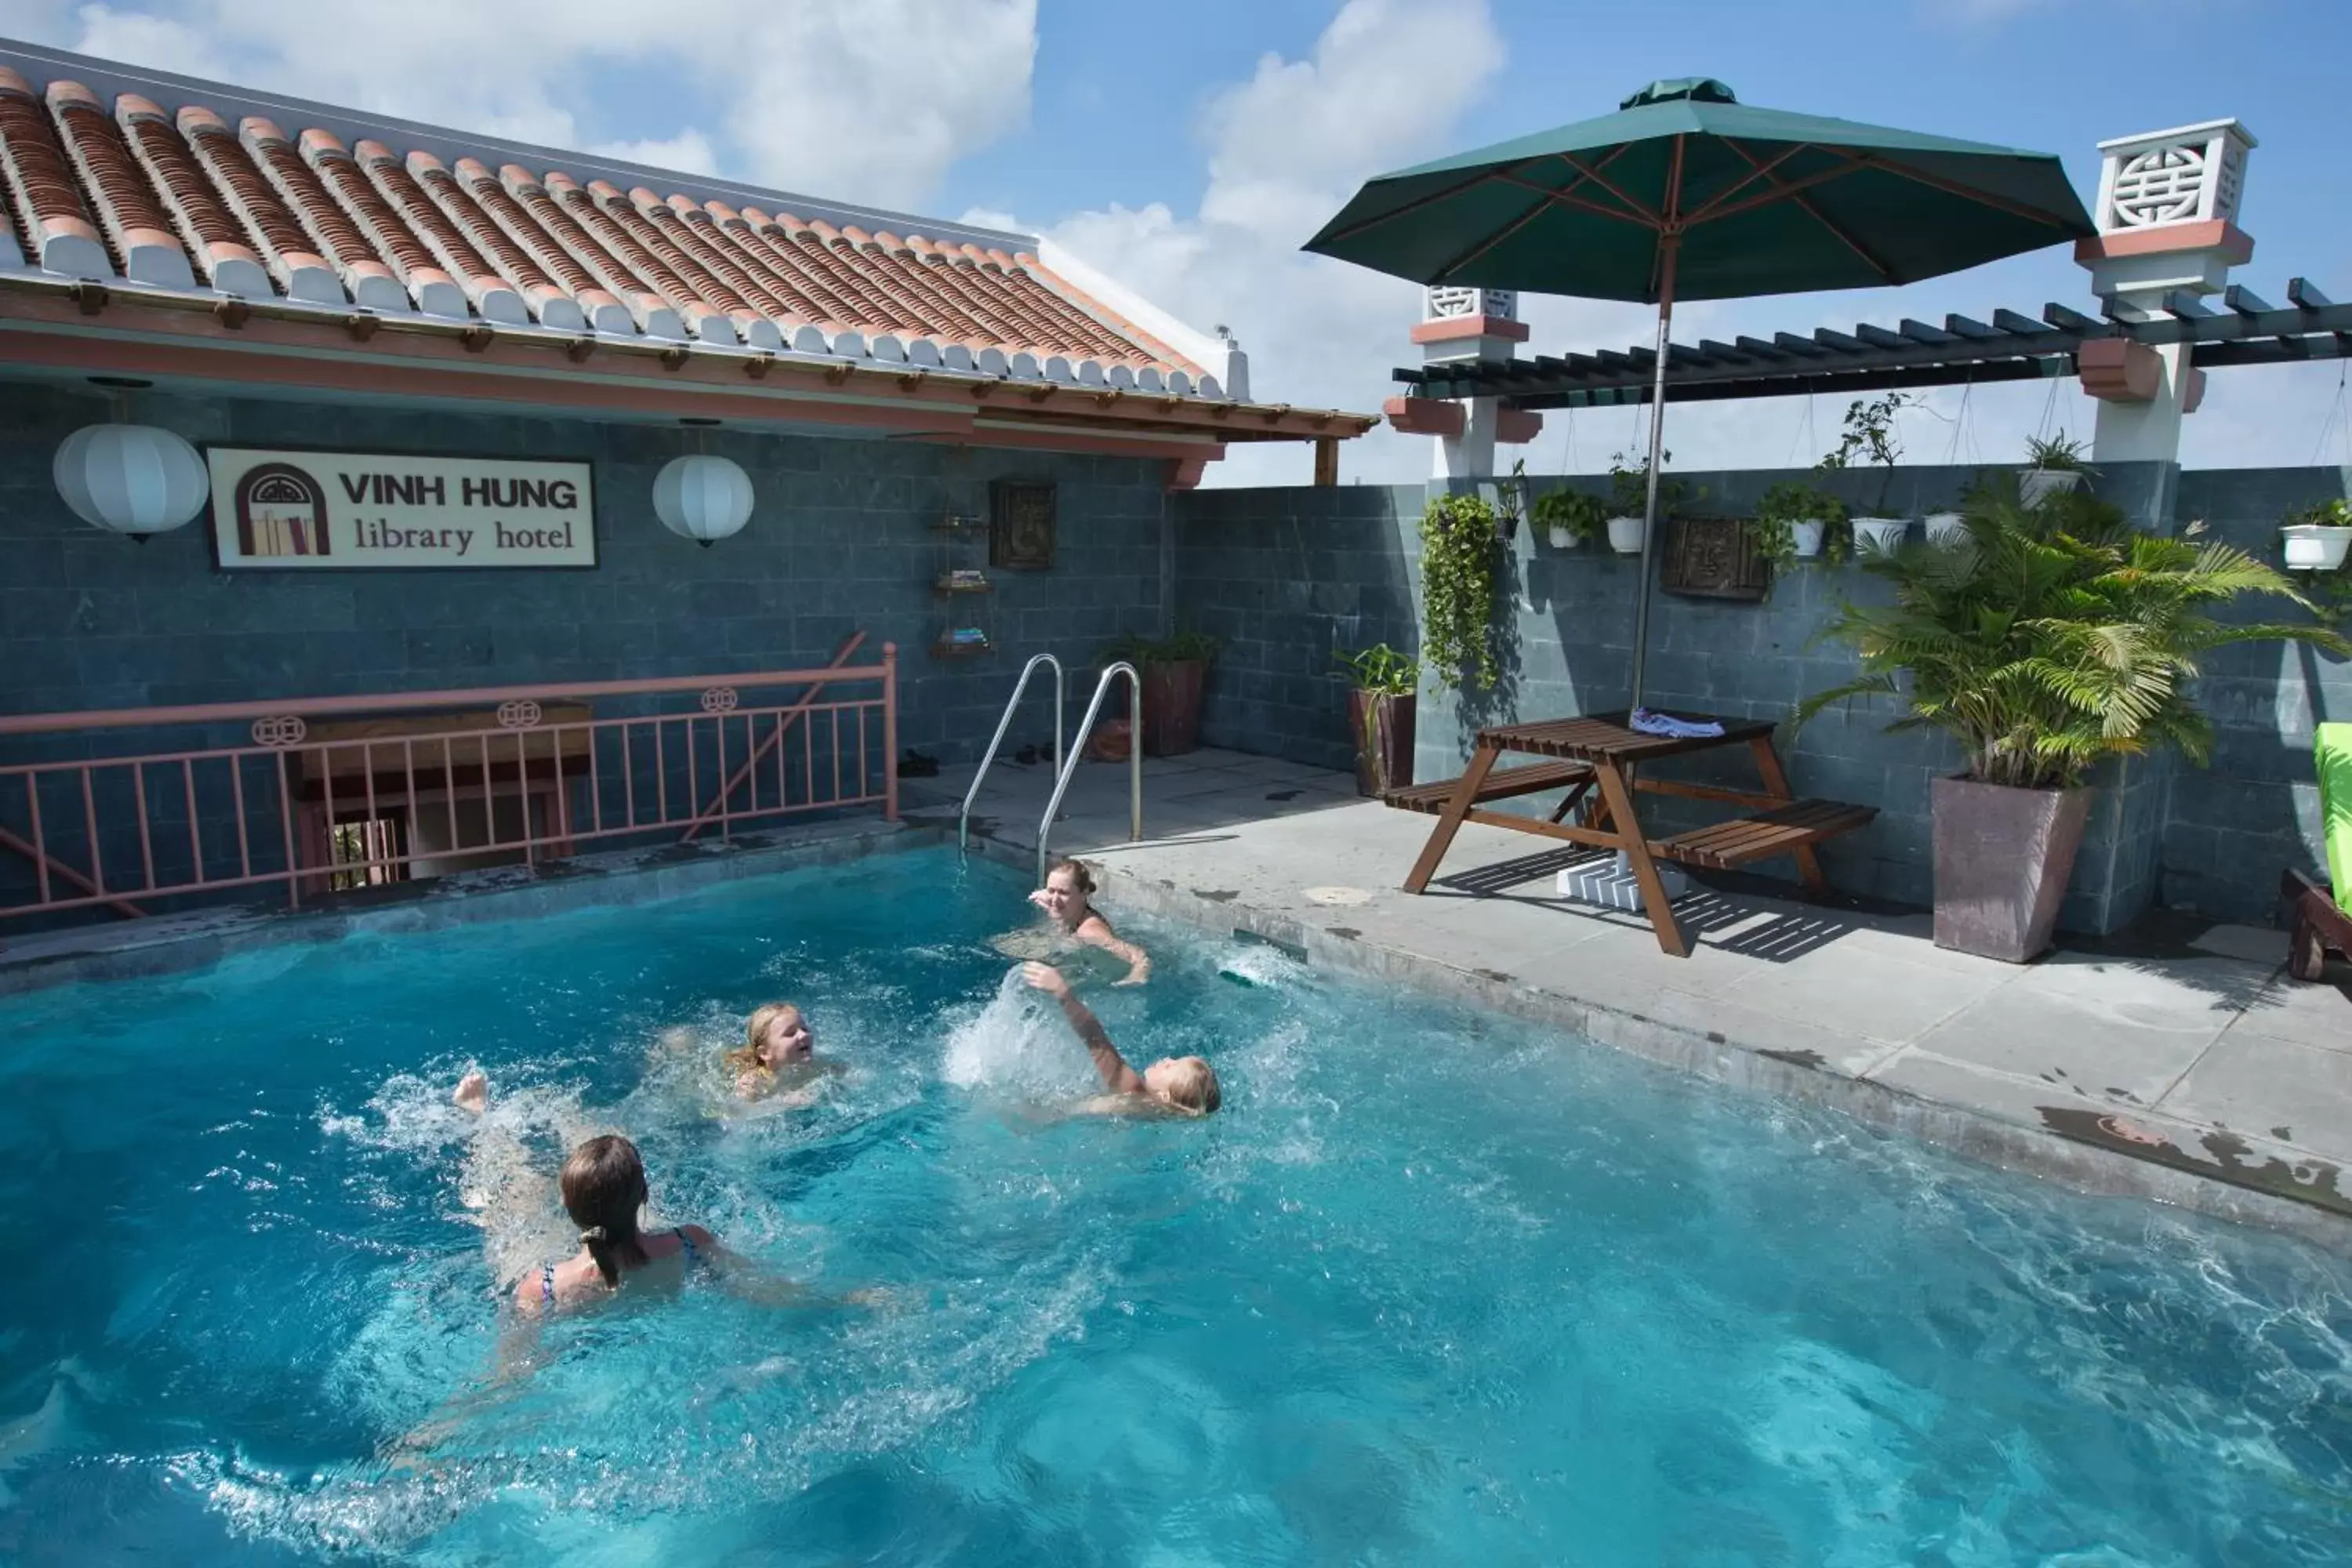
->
1626;236;1679;712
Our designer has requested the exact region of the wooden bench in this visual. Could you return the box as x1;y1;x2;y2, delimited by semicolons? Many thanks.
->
1653;798;1877;870
2285;868;2352;982
1382;759;1592;816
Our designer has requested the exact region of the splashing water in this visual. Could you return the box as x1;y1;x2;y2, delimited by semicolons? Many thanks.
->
0;847;2346;1565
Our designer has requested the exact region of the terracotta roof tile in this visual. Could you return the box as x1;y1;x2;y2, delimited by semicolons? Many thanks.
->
0;61;1215;390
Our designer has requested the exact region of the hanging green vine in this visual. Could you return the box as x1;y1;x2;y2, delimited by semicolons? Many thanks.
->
1418;491;1500;691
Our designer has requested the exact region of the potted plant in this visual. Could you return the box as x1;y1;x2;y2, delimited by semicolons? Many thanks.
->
1492;457;1528;544
2020;431;2094;506
1533;487;1606;550
1797;479;2349;962
1418;490;1501;691
1336;643;1420;797
1755;478;1848;569
1818;393;1911;555
2282;498;2352;572
1605;448;1679;554
1102;629;1218;757
1923;509;1969;547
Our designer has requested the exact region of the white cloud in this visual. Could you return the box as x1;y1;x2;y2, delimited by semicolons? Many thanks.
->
25;0;1035;209
589;129;719;178
1040;0;1554;487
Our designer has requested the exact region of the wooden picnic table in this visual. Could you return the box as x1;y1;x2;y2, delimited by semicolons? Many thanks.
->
1385;711;1875;957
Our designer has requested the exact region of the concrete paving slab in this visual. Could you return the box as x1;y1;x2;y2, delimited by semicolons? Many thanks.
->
2159;1030;2352;1152
2229;977;2352;1053
1720;942;2020;1047
1900;956;2249;1108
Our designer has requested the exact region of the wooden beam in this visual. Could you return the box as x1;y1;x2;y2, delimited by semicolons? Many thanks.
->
1312;435;1338;487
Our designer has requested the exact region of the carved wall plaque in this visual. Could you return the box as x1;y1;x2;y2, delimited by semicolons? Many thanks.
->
1659;515;1769;601
989;478;1057;570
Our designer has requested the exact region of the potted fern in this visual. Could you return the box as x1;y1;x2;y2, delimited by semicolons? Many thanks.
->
1605;448;1679;554
1798;479;2348;961
1336;643;1419;796
1755;478;1847;567
1819;393;1911;554
2020;431;2094;507
1534;487;1606;550
2282;498;2352;572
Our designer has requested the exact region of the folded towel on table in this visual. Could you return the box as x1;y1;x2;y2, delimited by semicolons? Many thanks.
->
1628;707;1725;740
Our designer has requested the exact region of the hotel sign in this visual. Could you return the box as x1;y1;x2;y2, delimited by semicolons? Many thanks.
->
206;448;596;570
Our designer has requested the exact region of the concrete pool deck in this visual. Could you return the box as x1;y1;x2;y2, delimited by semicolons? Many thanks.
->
916;746;2352;1248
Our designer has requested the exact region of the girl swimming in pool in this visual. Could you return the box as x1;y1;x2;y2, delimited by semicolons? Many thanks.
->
452;1070;719;1314
1022;962;1218;1115
721;1002;844;1105
1021;858;1150;985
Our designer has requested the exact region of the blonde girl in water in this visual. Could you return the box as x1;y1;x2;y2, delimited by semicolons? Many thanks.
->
721;1002;843;1105
1023;858;1150;985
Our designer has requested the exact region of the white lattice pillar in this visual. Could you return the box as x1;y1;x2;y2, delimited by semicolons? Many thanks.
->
1384;287;1538;481
2075;119;2256;466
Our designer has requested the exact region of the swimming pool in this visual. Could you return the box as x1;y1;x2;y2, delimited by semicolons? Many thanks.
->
0;846;2346;1564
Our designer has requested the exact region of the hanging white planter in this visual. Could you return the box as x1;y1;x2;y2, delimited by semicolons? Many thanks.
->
2019;468;2085;506
1788;519;1827;559
1852;517;1910;555
1546;524;1581;550
53;423;209;541
1923;510;1969;546
2281;525;2352;572
1605;515;1646;554
652;454;754;546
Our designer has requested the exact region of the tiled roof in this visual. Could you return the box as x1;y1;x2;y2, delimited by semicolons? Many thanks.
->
0;58;1231;397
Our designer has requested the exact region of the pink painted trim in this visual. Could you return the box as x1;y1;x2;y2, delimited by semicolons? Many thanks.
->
1409;314;1530;345
1495;407;1542;445
1;658;900;922
1383;395;1465;437
2078;336;2161;403
2074;220;2252;265
0;664;892;737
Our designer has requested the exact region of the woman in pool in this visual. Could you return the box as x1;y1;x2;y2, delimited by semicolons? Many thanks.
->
453;1070;718;1314
722;1002;844;1105
1022;962;1218;1115
1022;858;1151;986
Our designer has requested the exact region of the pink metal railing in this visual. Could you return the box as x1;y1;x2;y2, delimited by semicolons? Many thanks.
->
0;644;898;922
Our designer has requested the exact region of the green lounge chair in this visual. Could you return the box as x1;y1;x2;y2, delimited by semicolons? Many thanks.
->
2285;720;2352;982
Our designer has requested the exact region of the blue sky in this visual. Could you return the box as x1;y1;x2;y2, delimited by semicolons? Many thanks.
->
11;0;2349;485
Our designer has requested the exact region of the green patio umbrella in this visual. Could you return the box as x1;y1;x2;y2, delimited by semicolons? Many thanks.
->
1304;78;2094;704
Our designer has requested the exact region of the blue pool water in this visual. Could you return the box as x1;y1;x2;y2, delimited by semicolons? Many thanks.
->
0;847;2348;1565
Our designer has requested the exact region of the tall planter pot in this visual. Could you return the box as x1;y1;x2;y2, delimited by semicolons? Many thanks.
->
1348;690;1417;797
1931;776;2092;962
1140;659;1205;757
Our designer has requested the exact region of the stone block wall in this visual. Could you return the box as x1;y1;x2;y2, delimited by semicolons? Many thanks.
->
1171;484;1421;773
1167;460;2352;933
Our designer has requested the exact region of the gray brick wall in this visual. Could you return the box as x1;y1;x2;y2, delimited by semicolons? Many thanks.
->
1170;460;2352;933
2161;465;2352;924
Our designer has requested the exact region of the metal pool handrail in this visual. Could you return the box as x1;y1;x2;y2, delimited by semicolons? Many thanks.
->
958;653;1065;855
1036;661;1142;884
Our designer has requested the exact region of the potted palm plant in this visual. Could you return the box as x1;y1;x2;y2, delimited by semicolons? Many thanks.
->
2020;431;2094;507
1798;479;2348;962
1534;487;1606;550
1818;393;1911;554
1336;643;1419;796
1755;478;1848;568
1102;630;1218;757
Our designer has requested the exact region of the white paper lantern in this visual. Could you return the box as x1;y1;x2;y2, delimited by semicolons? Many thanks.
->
652;454;754;546
53;423;209;540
